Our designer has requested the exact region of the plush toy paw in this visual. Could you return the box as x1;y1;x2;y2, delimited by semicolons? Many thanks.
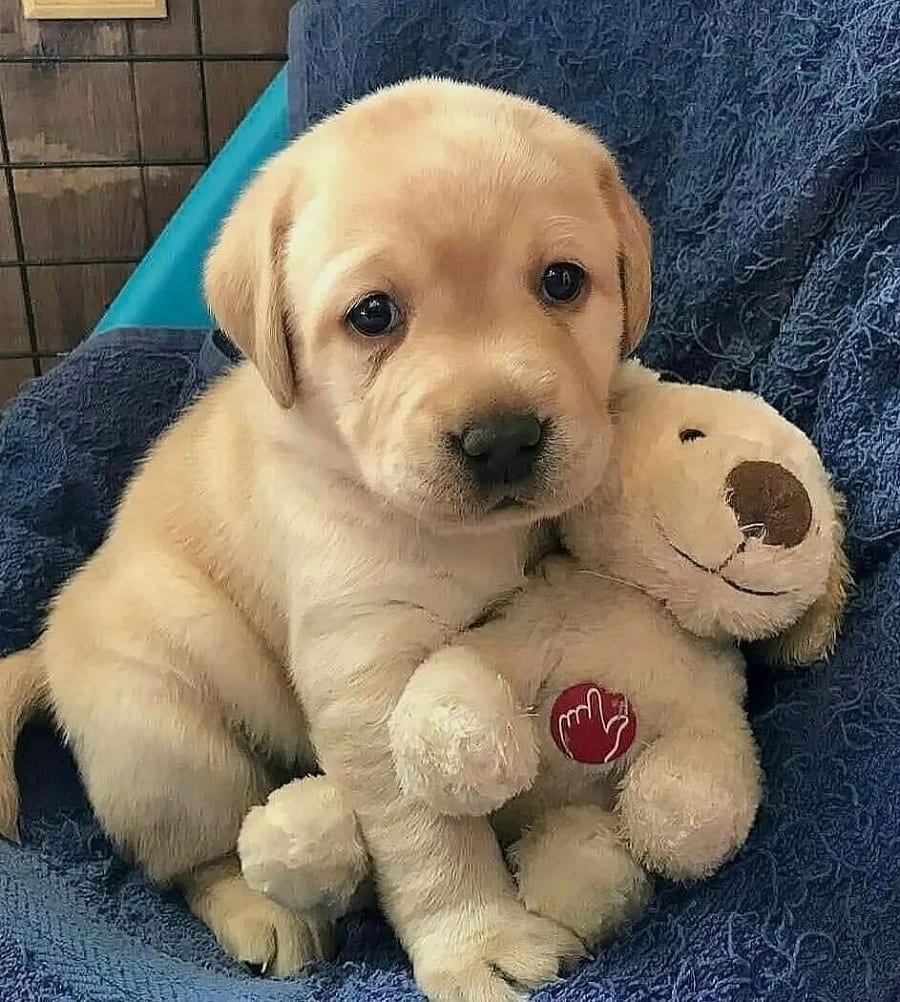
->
617;734;762;881
389;646;539;816
511;805;651;948
238;776;368;920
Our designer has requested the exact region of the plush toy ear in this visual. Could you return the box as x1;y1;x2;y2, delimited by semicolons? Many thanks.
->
761;487;852;667
597;153;652;354
204;150;301;408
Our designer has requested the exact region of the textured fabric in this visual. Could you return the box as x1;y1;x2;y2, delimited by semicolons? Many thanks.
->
3;1;900;999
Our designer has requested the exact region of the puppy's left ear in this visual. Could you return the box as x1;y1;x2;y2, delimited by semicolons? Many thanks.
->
204;149;301;409
597;153;652;353
762;486;852;667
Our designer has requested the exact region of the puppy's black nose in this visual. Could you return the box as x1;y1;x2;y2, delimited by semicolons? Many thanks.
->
726;460;812;548
458;413;544;487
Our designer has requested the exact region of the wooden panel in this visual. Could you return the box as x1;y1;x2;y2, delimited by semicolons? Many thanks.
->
15;167;146;259
205;60;282;154
199;0;291;54
145;164;202;239
24;1;167;17
0;3;128;55
0;269;30;352
0;180;17;261
129;0;195;54
29;262;134;352
0;62;138;163
0;358;35;408
134;61;204;160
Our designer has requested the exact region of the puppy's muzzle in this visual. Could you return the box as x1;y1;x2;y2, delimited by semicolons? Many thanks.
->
452;412;545;490
726;460;812;547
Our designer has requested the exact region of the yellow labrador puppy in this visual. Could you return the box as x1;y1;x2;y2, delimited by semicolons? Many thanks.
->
0;79;650;1001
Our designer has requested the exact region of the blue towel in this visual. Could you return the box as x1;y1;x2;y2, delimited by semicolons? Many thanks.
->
2;0;899;998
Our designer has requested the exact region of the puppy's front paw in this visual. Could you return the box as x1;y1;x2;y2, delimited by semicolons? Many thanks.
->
390;646;538;816
412;900;586;1002
511;805;651;948
238;776;368;920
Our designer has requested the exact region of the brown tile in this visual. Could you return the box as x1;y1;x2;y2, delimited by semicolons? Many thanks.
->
130;0;197;54
145;164;203;240
0;180;16;261
205;61;282;154
0;5;128;58
0;63;138;164
15;167;147;260
29;262;135;353
0;358;35;408
199;0;292;54
0;269;30;352
133;61;205;161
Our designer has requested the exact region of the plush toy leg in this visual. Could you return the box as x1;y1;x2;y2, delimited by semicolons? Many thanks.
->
510;805;652;949
238;776;370;920
389;645;539;816
617;730;762;881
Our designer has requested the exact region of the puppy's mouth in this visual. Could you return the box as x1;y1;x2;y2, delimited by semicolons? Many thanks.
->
661;532;792;598
490;496;528;512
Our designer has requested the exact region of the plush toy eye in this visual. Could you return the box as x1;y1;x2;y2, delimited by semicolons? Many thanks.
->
540;262;585;303
679;428;706;443
346;293;401;337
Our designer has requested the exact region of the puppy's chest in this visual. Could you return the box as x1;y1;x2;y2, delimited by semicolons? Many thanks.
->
290;529;527;641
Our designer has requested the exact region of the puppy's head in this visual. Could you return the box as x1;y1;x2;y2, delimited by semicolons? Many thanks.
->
564;364;850;662
205;78;651;530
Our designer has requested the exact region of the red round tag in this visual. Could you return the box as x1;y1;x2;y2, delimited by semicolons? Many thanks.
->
550;682;637;765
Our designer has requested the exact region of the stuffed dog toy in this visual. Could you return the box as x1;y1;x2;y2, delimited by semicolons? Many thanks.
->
239;362;850;947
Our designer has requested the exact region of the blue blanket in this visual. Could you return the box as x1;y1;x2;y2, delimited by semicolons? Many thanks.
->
2;0;899;999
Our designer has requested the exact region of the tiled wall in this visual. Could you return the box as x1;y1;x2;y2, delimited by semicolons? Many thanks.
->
0;0;294;405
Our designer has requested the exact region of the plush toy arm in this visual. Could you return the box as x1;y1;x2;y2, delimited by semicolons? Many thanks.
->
617;712;763;881
238;776;371;921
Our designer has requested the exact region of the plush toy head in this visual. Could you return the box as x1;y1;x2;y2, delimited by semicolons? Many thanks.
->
563;363;850;663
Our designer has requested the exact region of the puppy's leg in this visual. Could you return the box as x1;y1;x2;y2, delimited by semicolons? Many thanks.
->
181;854;332;976
57;673;331;973
387;594;560;818
295;609;585;1002
54;668;330;973
511;805;651;949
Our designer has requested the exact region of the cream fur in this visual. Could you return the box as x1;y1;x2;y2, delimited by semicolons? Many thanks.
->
0;78;651;1002
239;362;848;949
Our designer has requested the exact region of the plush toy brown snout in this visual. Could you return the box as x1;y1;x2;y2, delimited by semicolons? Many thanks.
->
725;460;813;548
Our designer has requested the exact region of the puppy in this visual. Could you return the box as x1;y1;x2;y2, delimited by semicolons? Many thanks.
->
0;78;651;1002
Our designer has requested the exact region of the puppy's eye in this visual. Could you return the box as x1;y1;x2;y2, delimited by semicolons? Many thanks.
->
346;293;401;337
679;428;706;443
540;262;585;303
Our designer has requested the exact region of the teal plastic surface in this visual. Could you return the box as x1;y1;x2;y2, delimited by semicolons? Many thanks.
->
93;68;289;335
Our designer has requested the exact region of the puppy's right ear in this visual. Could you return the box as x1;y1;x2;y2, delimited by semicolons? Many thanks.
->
596;152;652;354
204;151;301;408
